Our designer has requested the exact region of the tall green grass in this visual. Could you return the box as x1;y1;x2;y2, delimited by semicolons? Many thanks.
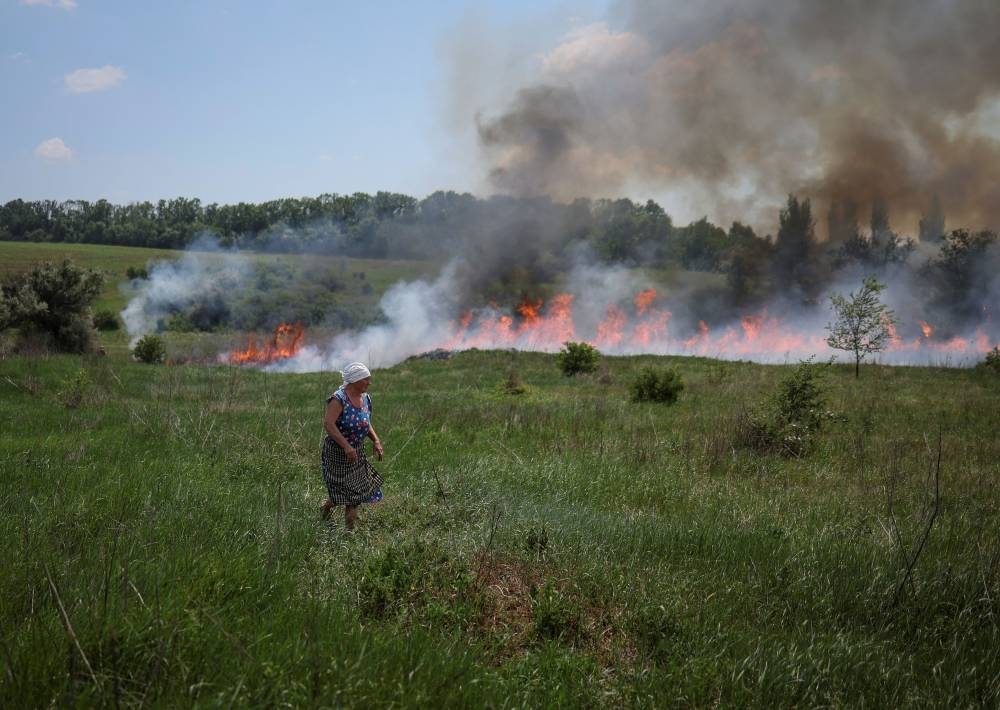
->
1;350;998;706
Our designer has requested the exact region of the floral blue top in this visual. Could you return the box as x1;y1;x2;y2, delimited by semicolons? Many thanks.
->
327;387;372;448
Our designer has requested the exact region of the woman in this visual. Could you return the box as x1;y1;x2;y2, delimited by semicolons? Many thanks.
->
320;362;384;531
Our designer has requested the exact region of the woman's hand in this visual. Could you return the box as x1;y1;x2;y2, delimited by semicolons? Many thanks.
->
343;444;359;463
373;438;384;461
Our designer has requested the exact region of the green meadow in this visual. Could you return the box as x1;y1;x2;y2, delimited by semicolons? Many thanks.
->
2;346;998;707
2;241;999;706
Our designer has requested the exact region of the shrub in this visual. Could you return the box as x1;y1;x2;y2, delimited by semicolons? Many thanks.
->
0;259;103;353
164;312;196;332
92;309;120;331
57;368;91;409
555;341;600;377
741;359;836;457
630;366;684;404
125;265;149;280
132;334;167;364
978;346;1000;374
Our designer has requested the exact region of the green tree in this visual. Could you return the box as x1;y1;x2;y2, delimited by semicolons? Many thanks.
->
918;194;946;243
773;194;818;300
724;221;772;307
869;195;891;250
826;196;859;244
826;277;895;378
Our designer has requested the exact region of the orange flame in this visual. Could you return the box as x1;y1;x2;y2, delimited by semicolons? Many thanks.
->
516;297;543;322
596;305;627;348
633;288;658;315
741;313;763;341
228;322;305;365
440;290;996;362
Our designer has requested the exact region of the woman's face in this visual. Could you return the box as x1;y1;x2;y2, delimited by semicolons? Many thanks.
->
353;376;371;392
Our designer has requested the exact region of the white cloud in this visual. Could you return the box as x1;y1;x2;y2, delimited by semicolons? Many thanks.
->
21;0;77;8
64;65;126;94
541;22;650;78
34;137;73;161
8;52;28;62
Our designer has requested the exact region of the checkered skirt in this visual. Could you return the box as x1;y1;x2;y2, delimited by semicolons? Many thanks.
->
321;436;384;506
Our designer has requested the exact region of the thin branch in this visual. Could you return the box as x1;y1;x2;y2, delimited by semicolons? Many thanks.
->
386;424;422;465
44;562;100;688
892;432;943;608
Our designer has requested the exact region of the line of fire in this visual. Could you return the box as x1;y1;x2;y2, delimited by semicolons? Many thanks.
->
226;288;994;367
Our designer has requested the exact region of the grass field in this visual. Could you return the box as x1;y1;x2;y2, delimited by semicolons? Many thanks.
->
2;347;998;707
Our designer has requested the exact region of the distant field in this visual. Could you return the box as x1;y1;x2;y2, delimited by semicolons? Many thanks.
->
0;240;439;311
1;347;997;706
0;240;442;357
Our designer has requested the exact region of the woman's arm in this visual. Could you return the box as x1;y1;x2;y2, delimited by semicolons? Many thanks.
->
324;399;359;463
367;424;384;460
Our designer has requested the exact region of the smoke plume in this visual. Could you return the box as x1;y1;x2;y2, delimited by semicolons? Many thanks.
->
121;235;249;344
474;0;1000;234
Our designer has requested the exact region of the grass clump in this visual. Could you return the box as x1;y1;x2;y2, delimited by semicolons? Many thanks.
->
499;371;529;395
629;366;684;404
555;341;600;377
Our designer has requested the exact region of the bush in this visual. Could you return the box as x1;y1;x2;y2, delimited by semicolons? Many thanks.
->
125;265;149;280
56;316;98;353
92;309;120;331
555;341;600;377
57;368;91;409
630;366;684;404
978;346;1000;374
164;312;196;332
0;259;103;353
741;359;836;457
132;334;167;364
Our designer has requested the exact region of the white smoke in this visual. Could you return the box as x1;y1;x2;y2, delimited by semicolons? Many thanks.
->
120;235;249;345
272;262;462;372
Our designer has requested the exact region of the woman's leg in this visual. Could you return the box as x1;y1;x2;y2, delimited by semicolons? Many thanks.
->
345;505;358;531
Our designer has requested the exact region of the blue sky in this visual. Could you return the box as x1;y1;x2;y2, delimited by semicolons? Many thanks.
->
1;0;610;204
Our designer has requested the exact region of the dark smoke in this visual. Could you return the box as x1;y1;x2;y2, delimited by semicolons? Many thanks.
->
476;0;1000;235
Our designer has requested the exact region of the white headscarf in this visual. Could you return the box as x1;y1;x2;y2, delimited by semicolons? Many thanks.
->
341;362;371;385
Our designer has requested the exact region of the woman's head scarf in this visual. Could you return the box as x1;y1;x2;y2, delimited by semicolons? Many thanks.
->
341;362;371;385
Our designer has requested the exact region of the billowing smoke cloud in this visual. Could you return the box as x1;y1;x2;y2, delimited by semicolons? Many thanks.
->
275;263;462;371
121;235;249;344
475;0;1000;234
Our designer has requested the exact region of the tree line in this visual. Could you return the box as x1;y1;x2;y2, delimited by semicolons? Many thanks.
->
2;190;995;331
